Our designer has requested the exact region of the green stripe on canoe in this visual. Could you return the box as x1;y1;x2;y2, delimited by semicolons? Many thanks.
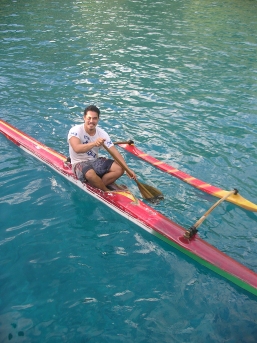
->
152;231;257;297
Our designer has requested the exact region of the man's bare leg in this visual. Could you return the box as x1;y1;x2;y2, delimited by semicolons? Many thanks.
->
101;162;124;186
85;169;109;191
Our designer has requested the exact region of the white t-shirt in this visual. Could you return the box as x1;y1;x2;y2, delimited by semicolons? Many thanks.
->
68;124;114;165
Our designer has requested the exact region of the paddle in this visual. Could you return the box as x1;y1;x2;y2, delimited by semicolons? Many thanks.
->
184;189;238;239
103;144;163;202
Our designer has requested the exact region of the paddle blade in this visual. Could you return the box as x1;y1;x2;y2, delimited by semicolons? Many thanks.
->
142;183;164;199
136;181;164;202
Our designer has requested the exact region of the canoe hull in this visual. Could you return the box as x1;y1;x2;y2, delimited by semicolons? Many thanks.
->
1;119;257;296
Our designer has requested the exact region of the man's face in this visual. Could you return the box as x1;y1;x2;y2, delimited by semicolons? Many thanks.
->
84;111;99;131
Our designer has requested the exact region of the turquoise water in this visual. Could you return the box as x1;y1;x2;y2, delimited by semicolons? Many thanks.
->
1;0;257;341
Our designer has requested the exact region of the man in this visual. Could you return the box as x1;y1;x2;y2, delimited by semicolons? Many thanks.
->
68;105;136;191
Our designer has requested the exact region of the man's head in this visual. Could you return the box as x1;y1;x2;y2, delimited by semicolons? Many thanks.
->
83;105;100;133
84;105;100;118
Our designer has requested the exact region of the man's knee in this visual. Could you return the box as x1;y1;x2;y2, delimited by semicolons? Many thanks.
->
119;167;125;177
85;168;97;181
114;163;124;177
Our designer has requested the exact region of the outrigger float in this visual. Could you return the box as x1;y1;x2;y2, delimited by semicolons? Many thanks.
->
114;140;257;212
1;119;257;296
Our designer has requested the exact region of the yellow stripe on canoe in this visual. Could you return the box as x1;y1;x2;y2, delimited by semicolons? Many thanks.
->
213;190;257;212
1;120;67;161
108;190;137;203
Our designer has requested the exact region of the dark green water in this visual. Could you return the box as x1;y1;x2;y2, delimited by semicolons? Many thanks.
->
1;0;257;342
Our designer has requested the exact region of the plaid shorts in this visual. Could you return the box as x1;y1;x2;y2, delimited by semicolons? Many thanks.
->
74;157;114;182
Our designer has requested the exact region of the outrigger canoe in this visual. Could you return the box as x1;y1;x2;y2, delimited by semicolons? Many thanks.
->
1;119;257;297
115;141;257;212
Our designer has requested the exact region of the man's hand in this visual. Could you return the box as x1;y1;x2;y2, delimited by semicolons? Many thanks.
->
94;138;106;147
126;168;136;180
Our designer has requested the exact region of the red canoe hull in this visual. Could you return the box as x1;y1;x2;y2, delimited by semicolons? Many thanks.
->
1;120;257;296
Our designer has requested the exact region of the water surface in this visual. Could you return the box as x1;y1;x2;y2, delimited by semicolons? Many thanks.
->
1;0;257;342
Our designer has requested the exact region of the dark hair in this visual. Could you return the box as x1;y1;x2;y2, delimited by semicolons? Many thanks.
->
84;105;100;117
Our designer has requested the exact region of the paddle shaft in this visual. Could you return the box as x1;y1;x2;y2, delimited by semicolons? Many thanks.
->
102;144;161;200
102;144;133;177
